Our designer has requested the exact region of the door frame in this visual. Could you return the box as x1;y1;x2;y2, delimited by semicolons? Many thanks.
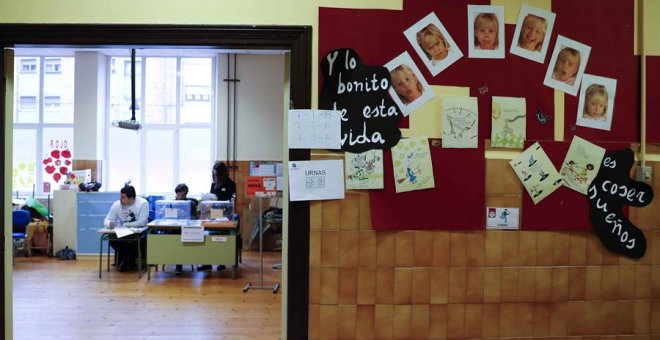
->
0;24;311;339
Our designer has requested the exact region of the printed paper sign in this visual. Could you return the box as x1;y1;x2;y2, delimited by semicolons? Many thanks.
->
560;136;605;195
245;176;278;197
491;96;526;149
288;109;342;149
486;207;519;229
391;136;435;193
510;142;563;204
289;159;345;201
181;225;204;242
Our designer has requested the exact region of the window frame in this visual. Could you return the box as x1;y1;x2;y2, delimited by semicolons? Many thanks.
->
104;55;217;195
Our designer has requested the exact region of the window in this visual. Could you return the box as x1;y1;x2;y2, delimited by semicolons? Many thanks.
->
20;58;37;73
107;56;215;195
19;96;37;110
44;58;62;74
44;96;61;110
13;56;75;196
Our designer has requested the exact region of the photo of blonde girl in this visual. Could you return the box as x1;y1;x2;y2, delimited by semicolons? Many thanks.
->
576;74;617;131
467;5;505;59
510;4;556;63
404;12;463;76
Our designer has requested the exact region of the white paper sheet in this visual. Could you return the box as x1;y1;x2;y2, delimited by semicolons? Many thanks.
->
181;225;205;242
113;227;134;238
288;159;345;201
288;109;342;149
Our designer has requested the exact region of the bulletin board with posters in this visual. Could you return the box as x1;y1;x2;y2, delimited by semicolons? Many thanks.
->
317;0;650;234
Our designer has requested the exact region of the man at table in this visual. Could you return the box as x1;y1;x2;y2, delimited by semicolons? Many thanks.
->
104;185;149;272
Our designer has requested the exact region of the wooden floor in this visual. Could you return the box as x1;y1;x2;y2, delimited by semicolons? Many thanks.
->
12;250;282;340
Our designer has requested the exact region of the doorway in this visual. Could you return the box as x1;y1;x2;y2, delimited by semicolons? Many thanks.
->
1;24;312;339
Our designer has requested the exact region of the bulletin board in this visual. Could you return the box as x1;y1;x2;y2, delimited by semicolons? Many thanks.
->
318;0;648;231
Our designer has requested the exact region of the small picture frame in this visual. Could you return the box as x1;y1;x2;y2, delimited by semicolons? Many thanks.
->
576;74;617;131
467;5;505;59
543;35;591;96
509;4;556;63
404;12;463;76
385;51;435;117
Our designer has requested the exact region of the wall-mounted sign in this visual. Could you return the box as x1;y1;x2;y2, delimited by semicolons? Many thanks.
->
319;48;402;153
245;176;278;198
588;149;653;258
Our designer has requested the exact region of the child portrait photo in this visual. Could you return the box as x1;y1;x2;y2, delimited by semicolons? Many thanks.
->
510;4;556;63
467;5;505;59
543;35;591;96
385;51;435;117
576;74;617;131
404;12;463;76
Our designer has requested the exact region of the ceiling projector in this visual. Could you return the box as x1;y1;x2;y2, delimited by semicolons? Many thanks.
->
112;119;142;131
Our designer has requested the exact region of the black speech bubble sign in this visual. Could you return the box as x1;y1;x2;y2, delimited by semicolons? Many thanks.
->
319;48;402;153
588;149;654;258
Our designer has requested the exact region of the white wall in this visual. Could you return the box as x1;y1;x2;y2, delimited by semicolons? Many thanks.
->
73;52;107;160
217;54;285;161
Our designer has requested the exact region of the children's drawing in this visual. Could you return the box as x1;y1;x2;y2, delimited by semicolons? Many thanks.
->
345;150;384;190
509;142;562;204
391;136;435;193
442;96;478;148
560;136;605;195
490;96;526;149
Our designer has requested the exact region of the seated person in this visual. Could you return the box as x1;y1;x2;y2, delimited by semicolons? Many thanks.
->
104;185;148;272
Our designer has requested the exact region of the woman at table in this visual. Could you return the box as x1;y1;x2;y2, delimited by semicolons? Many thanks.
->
104;185;149;272
197;161;236;271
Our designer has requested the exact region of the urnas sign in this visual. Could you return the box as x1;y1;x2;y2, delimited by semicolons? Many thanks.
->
588;149;654;259
319;48;402;153
304;170;326;176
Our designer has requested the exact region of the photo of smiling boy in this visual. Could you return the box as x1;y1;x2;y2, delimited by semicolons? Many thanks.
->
404;12;463;76
543;35;591;96
467;5;505;59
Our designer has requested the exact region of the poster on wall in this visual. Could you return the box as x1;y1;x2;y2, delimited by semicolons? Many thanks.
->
486;207;519;229
575;74;617;131
288;159;345;201
345;150;384;190
385;52;435;117
467;5;505;59
442;96;478;148
543;35;591;96
42;138;72;186
490;96;526;149
403;12;463;77
509;4;556;64
318;48;402;153
391;136;435;193
510;142;563;204
588;149;653;258
559;136;605;195
288;109;342;149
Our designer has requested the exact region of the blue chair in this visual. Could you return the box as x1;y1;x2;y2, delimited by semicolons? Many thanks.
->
12;210;31;258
